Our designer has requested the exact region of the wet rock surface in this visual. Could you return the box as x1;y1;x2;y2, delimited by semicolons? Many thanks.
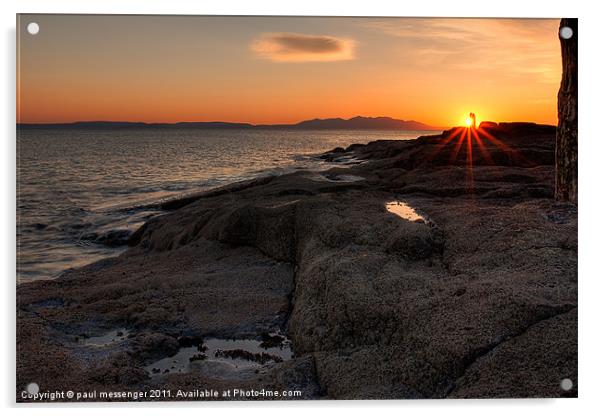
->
17;123;576;400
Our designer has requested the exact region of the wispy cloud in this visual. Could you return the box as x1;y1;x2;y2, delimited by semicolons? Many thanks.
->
251;32;355;62
362;18;560;83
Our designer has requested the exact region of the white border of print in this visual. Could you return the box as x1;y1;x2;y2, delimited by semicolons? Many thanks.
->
2;1;600;415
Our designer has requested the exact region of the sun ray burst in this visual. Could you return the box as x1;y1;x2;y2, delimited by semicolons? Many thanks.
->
429;114;535;192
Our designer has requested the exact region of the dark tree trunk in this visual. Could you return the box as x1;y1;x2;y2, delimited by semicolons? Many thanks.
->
555;18;578;203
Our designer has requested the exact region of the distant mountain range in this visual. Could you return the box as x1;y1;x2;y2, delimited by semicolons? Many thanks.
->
282;117;439;130
17;116;442;131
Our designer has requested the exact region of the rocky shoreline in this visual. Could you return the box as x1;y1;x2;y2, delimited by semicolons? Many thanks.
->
17;122;577;401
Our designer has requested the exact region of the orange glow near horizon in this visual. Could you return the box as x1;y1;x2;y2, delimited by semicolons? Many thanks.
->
17;16;562;127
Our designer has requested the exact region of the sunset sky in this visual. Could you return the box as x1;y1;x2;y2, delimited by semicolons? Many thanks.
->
17;15;561;127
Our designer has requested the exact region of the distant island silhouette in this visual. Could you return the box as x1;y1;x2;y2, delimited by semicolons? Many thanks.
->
17;116;442;131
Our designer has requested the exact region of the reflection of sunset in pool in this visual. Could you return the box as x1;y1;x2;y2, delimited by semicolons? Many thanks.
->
385;201;427;223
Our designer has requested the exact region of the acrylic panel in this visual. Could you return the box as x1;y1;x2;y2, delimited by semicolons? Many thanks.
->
16;14;578;402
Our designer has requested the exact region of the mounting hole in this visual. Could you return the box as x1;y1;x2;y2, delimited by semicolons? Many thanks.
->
27;22;40;35
26;382;40;395
560;378;573;391
559;26;573;40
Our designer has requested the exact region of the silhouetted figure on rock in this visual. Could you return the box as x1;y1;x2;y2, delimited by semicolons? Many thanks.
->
469;113;476;129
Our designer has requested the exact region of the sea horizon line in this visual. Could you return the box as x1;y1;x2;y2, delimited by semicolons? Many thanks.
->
16;115;448;131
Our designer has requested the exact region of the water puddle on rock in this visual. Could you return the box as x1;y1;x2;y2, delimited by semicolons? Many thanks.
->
386;201;430;224
306;173;365;183
80;328;130;347
145;335;293;378
332;155;366;165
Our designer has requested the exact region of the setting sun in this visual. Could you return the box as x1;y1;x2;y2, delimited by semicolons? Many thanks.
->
462;112;477;128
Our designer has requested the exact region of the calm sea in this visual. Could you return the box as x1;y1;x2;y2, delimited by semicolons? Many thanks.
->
17;128;437;282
